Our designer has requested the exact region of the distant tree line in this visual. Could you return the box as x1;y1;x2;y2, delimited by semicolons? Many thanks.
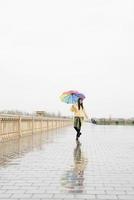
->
0;110;71;119
0;110;31;116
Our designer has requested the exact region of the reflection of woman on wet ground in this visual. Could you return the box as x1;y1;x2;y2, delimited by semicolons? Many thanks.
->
61;141;88;193
71;98;88;140
73;141;84;189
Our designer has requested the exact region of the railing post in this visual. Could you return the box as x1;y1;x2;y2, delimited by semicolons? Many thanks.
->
41;117;43;132
32;117;34;134
46;119;48;130
0;118;3;141
1;119;3;136
52;119;53;129
19;116;22;137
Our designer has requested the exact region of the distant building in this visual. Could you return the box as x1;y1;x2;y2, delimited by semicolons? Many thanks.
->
36;111;46;117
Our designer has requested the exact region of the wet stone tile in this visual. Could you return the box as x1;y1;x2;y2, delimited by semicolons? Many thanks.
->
0;125;134;199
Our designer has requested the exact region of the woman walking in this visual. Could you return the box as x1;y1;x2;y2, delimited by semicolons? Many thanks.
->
71;98;88;140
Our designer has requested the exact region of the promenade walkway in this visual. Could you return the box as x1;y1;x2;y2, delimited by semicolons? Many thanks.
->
0;124;134;200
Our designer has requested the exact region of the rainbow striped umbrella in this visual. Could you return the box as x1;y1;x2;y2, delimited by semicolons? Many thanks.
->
60;90;85;104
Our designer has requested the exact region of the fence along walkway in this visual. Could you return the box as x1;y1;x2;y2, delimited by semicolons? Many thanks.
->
0;116;72;142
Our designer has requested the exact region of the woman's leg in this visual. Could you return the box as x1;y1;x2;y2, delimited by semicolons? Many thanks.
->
74;126;78;132
74;127;79;140
77;118;82;138
74;117;82;140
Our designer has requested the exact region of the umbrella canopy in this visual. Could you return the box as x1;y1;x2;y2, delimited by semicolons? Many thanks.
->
60;90;85;104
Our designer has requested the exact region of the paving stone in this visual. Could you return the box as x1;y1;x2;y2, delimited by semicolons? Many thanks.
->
0;125;134;199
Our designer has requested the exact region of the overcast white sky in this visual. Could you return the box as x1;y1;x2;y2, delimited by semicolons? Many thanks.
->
0;0;134;118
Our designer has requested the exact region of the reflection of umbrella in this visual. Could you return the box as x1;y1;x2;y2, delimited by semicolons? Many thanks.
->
60;90;85;104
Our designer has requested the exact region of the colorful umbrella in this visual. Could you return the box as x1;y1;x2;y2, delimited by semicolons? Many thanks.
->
60;90;85;104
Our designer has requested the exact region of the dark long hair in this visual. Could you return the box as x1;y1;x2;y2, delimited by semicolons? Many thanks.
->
78;98;84;110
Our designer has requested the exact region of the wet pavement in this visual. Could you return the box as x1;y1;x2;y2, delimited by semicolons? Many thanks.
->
0;124;134;199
